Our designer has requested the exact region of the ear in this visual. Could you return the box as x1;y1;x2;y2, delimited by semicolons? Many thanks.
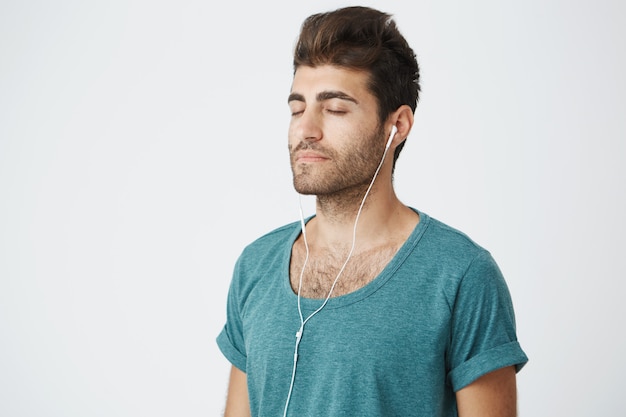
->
387;105;414;148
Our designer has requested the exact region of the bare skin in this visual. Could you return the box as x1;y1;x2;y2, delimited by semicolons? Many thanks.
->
224;365;518;417
223;64;519;416
287;65;419;299
223;366;249;417
456;366;518;417
289;211;418;298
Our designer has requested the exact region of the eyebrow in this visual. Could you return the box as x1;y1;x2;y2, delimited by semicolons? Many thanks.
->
287;90;359;104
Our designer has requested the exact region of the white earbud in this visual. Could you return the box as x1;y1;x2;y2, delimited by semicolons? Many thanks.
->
385;125;397;150
286;122;399;417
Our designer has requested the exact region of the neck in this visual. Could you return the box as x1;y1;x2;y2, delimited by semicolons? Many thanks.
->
307;181;412;251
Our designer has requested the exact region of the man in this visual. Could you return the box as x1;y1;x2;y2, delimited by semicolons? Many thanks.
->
217;6;527;417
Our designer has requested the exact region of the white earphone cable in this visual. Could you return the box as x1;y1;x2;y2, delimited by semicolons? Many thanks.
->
282;126;396;417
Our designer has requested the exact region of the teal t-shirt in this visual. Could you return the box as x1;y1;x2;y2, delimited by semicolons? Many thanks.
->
217;211;527;416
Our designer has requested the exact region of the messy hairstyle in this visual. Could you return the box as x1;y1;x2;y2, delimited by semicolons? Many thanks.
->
293;6;420;167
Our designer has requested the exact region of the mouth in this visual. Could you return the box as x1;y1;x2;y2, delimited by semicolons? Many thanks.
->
295;151;329;163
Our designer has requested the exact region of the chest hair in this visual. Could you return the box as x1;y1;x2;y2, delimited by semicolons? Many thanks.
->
289;244;400;298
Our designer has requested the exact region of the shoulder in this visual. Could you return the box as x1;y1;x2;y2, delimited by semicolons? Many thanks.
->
421;214;510;303
407;212;506;304
233;220;301;273
227;220;301;301
419;213;492;265
241;220;300;256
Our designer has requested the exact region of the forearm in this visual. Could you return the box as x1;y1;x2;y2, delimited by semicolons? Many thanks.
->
456;366;518;417
224;366;251;417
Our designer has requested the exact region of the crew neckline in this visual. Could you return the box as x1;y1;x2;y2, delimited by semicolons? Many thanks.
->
281;208;429;311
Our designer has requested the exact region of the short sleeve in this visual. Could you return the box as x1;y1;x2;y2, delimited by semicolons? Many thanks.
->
216;257;248;372
447;251;528;391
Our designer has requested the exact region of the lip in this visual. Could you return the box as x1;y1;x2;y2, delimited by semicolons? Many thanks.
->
296;151;329;163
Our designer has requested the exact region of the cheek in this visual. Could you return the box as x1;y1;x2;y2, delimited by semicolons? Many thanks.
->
287;126;296;146
287;131;301;153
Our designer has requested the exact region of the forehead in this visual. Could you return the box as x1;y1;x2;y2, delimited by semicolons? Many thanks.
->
291;65;373;99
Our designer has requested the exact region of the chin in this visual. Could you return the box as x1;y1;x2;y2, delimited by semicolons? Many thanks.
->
292;182;319;195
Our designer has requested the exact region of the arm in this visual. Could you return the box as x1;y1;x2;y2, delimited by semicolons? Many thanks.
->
456;366;518;417
224;365;251;417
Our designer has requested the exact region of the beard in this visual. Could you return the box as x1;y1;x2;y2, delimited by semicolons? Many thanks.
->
289;124;386;200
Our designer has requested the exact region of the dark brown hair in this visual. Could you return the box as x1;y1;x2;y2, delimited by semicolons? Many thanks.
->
293;6;420;167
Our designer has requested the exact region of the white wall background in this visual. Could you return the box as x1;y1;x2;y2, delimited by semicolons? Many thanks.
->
1;0;624;415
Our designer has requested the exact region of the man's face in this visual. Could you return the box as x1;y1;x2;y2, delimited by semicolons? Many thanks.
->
288;65;385;197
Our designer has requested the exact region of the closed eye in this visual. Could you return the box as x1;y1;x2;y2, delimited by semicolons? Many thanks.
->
289;104;305;117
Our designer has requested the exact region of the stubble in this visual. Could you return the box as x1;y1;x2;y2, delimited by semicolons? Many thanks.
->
289;125;386;216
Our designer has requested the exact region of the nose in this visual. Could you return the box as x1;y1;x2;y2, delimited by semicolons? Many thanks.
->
292;108;322;143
